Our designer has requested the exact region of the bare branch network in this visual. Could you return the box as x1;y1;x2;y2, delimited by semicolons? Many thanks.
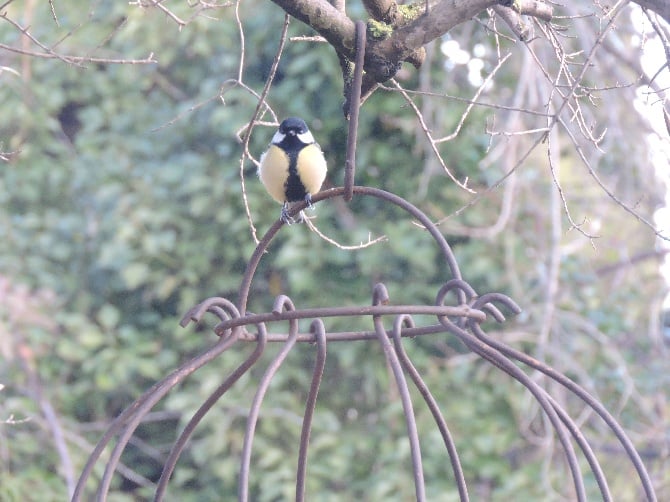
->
2;0;668;234
213;0;670;243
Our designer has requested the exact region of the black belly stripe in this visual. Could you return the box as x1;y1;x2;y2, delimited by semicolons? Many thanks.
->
283;143;308;202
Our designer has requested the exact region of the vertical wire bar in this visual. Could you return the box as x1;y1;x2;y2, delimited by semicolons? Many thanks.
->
154;324;268;501
373;315;426;502
295;320;328;502
391;315;469;502
372;284;426;501
239;297;299;502
343;20;366;202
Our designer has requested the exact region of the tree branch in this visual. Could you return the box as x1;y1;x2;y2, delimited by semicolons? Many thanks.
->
632;0;670;25
269;0;356;53
595;249;670;276
493;4;533;41
376;0;496;61
362;0;397;22
270;0;552;84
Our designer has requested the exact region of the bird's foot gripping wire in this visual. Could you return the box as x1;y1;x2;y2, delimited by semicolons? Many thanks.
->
280;202;296;225
281;195;315;225
280;202;306;225
304;193;315;211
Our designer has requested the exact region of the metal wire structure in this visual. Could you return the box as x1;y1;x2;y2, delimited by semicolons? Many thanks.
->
73;23;657;501
72;186;658;502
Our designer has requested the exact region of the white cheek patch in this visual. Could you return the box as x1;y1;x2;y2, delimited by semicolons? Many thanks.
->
271;131;286;144
297;130;315;144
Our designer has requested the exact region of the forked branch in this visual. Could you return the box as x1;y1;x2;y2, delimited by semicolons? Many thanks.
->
270;0;553;85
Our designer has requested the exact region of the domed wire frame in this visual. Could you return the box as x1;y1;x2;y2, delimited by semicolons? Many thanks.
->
72;188;657;502
73;23;657;502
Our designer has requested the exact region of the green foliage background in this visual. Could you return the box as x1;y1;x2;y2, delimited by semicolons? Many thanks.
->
1;1;668;500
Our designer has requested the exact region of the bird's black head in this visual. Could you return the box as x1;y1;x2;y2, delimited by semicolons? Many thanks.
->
279;117;309;136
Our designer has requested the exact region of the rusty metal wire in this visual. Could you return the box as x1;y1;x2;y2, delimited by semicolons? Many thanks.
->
72;20;657;502
343;20;365;202
72;185;658;501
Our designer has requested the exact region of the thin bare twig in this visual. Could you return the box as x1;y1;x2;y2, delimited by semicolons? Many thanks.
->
390;79;475;193
48;0;59;26
131;0;187;27
432;126;550;227
238;13;289;244
0;148;21;162
378;84;552;117
0;12;157;66
0;43;156;65
436;52;513;143
304;216;388;249
558;116;670;242
547;129;599;242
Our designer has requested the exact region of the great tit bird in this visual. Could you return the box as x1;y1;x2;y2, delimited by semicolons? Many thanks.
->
259;117;327;223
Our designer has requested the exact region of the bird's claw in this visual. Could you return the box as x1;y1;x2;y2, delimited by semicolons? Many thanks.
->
281;203;295;225
281;195;315;224
305;193;315;211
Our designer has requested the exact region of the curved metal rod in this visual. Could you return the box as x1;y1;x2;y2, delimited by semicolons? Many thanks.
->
372;284;426;501
179;296;239;327
296;319;328;502
540;389;611;501
233;322;462;343
154;321;269;501
468;320;612;501
237;186;463;314
372;282;390;305
467;294;613;498
73;300;244;502
442;289;610;499
439;316;588;501
468;293;656;502
435;278;507;327
390;315;469;502
97;332;242;501
239;296;300;502
343;20;366;202
215;303;485;336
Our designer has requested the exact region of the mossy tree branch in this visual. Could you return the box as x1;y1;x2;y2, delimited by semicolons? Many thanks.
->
271;0;552;77
270;0;554;106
